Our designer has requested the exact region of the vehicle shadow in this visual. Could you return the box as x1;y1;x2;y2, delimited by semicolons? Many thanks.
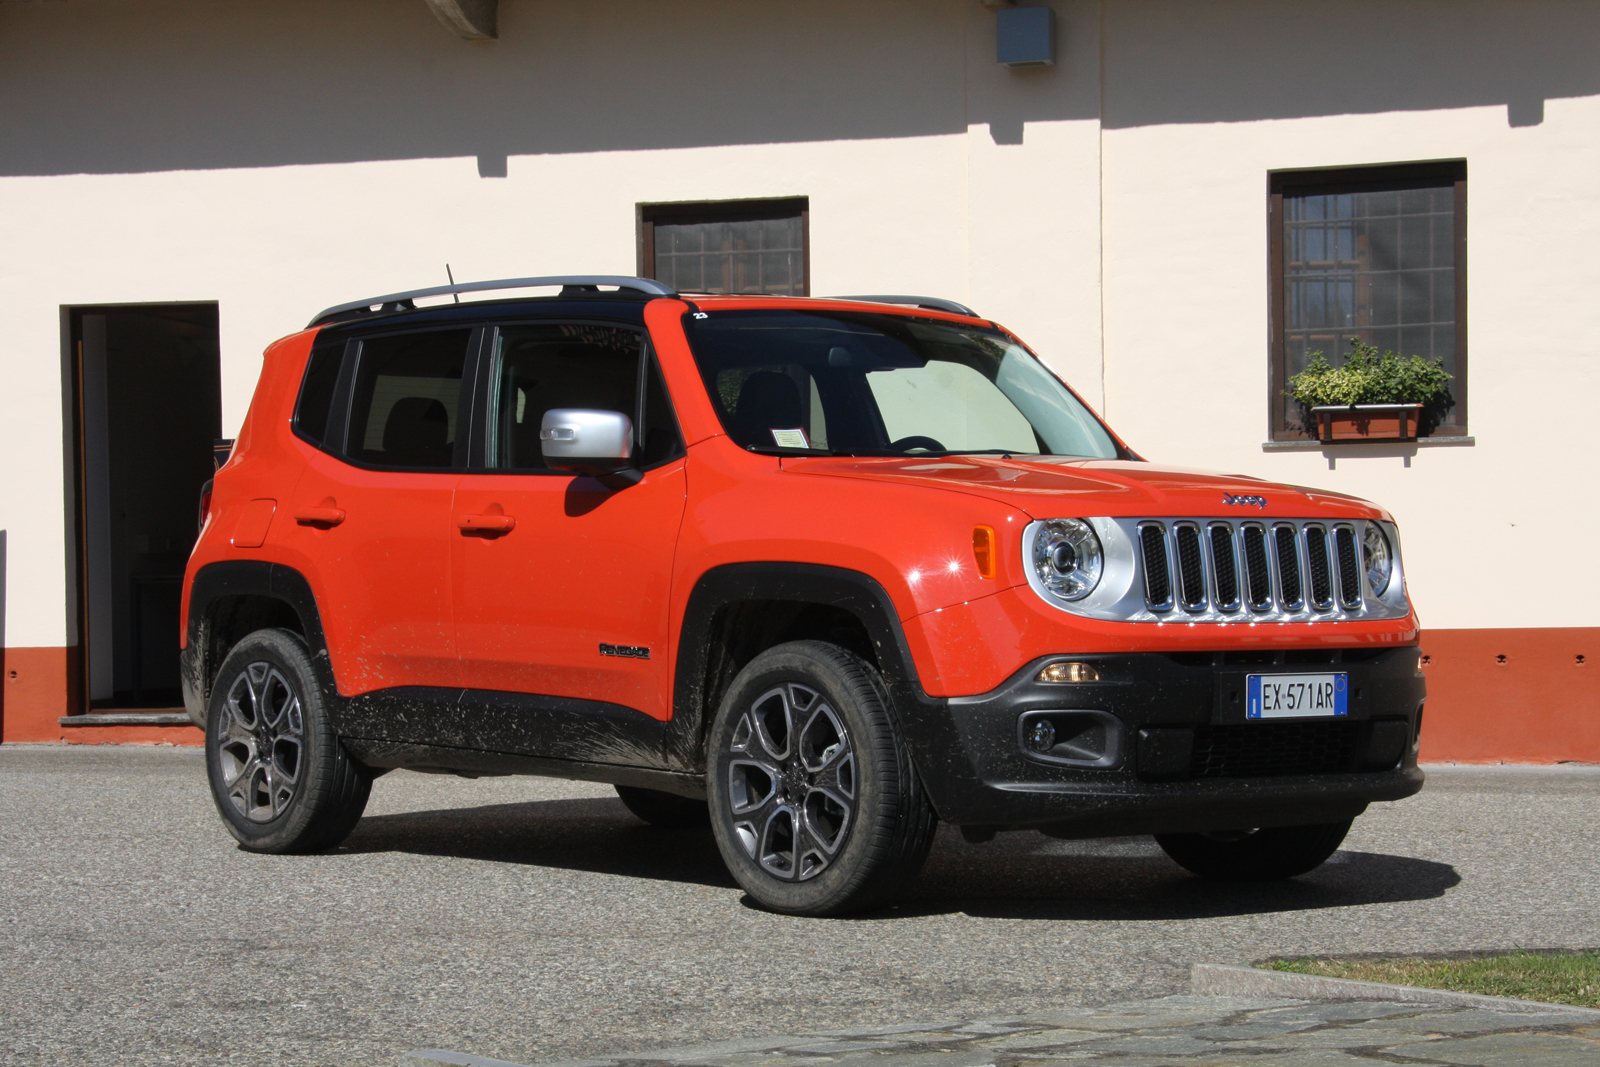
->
339;796;741;890
901;828;1463;922
337;798;1462;920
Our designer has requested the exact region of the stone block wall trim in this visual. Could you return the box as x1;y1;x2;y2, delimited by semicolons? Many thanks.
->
1190;963;1600;1018
62;723;204;745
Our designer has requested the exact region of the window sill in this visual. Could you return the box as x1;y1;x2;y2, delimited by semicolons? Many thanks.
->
1261;436;1474;451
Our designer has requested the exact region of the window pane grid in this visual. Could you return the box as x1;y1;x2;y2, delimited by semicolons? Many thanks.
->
654;215;805;296
1282;185;1455;385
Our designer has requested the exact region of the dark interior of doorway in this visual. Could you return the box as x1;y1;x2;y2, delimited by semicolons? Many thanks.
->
69;304;221;710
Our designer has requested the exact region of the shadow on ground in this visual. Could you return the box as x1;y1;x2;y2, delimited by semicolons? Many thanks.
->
334;797;1461;921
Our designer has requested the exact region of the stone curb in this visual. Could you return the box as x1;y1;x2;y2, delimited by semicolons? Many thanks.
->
404;974;1600;1067
1191;962;1600;1018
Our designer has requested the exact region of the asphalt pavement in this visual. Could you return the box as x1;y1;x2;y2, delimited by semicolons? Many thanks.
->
1;745;1596;1066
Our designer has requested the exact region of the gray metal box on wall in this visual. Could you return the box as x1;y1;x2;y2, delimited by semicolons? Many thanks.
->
996;6;1054;66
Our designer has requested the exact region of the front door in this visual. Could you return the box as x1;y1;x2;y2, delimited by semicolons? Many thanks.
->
452;322;687;735
284;326;473;699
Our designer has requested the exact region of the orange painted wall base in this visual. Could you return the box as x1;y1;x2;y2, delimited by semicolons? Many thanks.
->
2;646;76;742
1418;627;1600;764
2;646;201;745
6;632;1599;762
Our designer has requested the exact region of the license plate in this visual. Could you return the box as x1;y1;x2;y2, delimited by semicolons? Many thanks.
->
1247;673;1348;719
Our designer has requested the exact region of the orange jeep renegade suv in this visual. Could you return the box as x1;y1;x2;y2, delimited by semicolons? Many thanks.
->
182;276;1424;916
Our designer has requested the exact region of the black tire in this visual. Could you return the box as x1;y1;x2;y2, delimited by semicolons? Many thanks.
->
205;628;371;853
615;784;710;827
1154;819;1353;881
706;640;937;916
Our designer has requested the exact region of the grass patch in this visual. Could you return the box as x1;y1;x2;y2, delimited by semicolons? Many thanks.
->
1262;950;1600;1008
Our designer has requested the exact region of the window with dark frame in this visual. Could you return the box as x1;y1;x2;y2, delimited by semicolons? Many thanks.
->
344;329;471;469
1269;162;1467;440
638;197;809;297
483;323;683;472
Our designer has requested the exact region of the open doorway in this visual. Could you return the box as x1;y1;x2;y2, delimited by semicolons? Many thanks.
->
68;304;221;711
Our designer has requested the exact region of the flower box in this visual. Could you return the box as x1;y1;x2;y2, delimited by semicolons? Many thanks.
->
1311;403;1424;443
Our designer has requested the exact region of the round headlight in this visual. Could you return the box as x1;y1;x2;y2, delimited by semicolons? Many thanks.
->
1363;524;1393;596
1033;519;1103;601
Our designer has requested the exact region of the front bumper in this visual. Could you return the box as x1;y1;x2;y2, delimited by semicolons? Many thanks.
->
893;645;1426;835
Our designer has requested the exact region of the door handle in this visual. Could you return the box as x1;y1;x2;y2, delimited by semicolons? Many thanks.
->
294;506;346;527
458;513;516;534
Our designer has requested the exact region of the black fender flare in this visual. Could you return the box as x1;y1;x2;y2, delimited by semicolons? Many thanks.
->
182;561;334;725
664;562;937;775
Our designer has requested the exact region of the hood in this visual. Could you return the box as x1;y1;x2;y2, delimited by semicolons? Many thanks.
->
782;455;1383;520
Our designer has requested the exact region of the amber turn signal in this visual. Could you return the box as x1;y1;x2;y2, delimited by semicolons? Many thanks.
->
1037;661;1099;684
972;525;996;579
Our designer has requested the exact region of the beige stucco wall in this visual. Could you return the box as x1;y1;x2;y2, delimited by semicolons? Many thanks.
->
0;0;1594;649
1098;0;1600;631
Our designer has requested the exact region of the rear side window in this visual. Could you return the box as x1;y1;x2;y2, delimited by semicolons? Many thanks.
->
345;329;471;469
293;335;345;446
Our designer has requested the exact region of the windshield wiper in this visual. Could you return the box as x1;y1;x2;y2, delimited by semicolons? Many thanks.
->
743;445;842;456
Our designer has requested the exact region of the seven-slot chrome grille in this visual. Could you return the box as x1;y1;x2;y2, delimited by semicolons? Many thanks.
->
1020;516;1407;623
1138;519;1374;620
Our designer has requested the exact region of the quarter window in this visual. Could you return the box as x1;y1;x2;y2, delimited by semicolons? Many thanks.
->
1269;162;1467;439
293;335;345;447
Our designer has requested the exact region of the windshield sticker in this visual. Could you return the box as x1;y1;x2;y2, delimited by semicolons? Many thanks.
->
771;428;810;449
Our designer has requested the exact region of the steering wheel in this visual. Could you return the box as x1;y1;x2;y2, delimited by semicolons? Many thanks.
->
887;435;947;453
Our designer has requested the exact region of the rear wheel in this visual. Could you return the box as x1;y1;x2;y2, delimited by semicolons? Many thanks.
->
1154;819;1353;880
706;640;937;916
205;628;371;853
615;784;709;827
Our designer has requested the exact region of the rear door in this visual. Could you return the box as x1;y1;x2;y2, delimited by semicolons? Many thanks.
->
451;320;687;743
284;326;474;700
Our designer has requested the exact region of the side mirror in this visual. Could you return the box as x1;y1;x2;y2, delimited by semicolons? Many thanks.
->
540;409;634;476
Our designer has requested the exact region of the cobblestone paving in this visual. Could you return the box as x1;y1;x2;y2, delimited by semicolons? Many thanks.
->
408;996;1600;1067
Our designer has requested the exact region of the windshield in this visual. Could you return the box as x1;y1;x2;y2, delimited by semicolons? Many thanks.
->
683;309;1121;458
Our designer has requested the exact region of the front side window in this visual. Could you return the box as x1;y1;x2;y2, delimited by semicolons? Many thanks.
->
344;329;471;468
684;309;1120;459
486;324;681;471
1270;161;1466;438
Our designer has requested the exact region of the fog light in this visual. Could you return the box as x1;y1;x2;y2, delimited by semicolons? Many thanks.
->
1026;719;1057;753
1038;661;1099;684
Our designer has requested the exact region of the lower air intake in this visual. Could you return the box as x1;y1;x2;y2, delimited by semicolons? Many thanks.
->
1189;722;1362;778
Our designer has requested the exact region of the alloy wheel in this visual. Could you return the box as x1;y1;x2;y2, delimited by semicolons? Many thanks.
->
215;662;305;823
725;683;856;881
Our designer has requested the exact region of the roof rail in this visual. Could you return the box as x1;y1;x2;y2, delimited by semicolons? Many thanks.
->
831;294;980;318
309;275;679;327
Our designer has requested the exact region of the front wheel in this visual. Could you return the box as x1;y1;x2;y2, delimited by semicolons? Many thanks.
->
1154;819;1353;881
706;641;937;916
205;628;371;853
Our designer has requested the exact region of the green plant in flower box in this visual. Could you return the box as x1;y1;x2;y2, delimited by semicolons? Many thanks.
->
1287;339;1452;408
